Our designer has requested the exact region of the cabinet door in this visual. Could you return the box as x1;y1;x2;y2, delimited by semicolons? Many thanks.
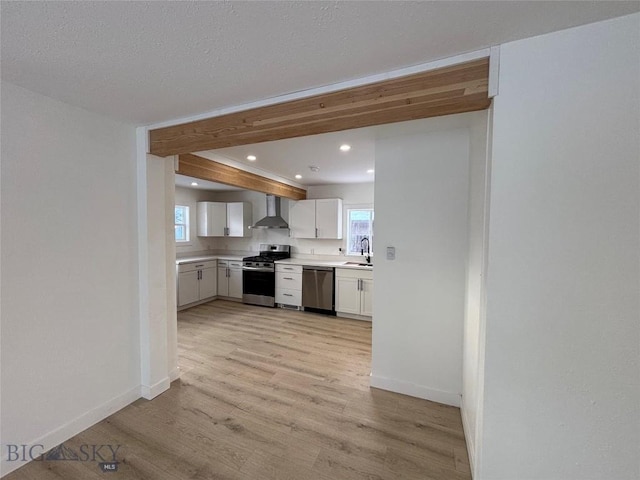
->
199;267;217;300
197;202;227;236
289;199;316;238
217;267;229;296
228;267;243;299
335;276;360;314
178;271;199;306
227;202;246;237
315;198;342;239
360;278;374;317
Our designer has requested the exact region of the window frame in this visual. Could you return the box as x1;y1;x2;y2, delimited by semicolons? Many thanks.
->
346;207;374;257
174;205;190;243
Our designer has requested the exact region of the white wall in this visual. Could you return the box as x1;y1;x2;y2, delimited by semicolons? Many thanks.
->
371;113;483;407
461;109;490;467
1;82;140;475
164;167;178;383
205;183;374;257
478;14;640;479
139;153;177;399
174;186;218;254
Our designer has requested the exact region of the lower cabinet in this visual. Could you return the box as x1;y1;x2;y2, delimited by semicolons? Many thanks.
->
217;260;243;299
360;278;373;316
335;268;373;319
275;264;303;306
177;260;217;308
229;261;243;299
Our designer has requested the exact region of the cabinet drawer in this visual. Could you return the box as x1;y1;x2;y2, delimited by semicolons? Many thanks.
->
276;264;303;274
276;288;302;306
228;261;243;269
276;272;302;290
178;260;217;273
217;260;228;267
335;267;373;280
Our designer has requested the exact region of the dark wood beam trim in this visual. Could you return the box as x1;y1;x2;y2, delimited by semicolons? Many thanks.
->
177;154;306;201
150;58;490;157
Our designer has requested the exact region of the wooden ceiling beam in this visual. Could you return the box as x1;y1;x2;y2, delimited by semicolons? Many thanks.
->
149;58;491;157
177;154;307;200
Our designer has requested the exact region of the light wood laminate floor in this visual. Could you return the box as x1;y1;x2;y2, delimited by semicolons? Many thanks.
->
5;300;471;480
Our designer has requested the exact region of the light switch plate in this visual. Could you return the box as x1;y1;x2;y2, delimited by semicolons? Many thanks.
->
386;246;396;260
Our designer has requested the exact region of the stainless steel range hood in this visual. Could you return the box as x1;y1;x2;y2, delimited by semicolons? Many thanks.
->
250;194;289;229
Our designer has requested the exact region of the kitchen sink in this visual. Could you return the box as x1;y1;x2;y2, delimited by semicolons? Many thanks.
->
342;262;373;267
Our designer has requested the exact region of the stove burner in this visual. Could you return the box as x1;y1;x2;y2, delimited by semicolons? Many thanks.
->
243;244;291;264
242;253;290;263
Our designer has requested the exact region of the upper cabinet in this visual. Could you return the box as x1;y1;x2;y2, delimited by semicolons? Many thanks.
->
197;201;226;236
289;199;316;238
197;201;252;237
289;198;342;239
226;202;251;237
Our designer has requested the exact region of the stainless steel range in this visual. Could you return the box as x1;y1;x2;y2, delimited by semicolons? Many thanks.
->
242;244;291;307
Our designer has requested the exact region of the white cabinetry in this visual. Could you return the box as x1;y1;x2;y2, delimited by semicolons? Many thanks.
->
229;261;243;299
217;259;243;299
177;260;217;309
335;268;373;319
315;199;342;239
197;202;226;236
289;198;342;239
275;264;303;307
289;200;316;238
360;278;374;316
217;261;229;296
197;202;252;237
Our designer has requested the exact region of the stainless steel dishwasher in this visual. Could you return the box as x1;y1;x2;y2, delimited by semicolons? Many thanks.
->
302;266;335;313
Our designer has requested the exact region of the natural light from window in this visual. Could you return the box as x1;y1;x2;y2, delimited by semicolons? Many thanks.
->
347;208;374;256
175;205;189;242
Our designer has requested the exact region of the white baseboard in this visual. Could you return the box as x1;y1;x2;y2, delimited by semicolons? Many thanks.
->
140;376;170;400
336;312;372;322
460;397;476;476
0;385;140;477
169;366;181;382
177;296;242;311
369;375;461;407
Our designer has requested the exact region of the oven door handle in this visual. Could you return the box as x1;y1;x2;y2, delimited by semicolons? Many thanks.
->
242;266;273;272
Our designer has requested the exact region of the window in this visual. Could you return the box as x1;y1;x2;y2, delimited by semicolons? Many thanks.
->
347;208;374;256
175;205;189;242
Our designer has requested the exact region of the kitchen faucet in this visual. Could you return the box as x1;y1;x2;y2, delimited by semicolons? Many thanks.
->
360;237;371;264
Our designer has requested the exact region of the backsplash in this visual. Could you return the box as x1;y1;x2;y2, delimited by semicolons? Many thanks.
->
208;230;345;256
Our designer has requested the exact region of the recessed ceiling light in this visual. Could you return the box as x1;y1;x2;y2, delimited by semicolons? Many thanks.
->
191;182;199;186
367;169;375;174
246;155;257;161
295;174;302;180
339;144;351;152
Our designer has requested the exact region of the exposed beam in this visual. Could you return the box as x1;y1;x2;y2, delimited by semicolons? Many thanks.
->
150;58;491;157
177;154;306;200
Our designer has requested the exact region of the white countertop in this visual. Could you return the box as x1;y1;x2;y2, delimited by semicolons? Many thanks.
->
177;255;373;271
176;255;244;265
275;258;373;271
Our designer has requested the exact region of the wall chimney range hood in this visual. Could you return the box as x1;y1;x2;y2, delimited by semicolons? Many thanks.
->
250;194;289;229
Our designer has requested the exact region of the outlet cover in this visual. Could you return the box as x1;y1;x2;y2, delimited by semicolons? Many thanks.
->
386;246;396;260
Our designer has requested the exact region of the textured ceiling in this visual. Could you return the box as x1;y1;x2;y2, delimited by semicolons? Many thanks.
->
2;2;638;126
